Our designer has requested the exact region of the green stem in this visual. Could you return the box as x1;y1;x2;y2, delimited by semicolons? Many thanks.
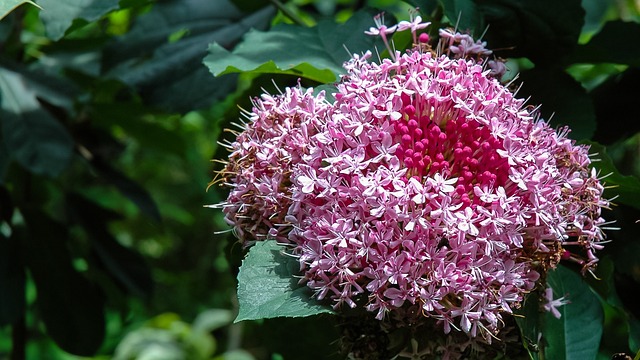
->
270;0;306;27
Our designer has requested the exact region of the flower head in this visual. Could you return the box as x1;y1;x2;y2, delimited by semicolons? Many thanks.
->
215;14;610;342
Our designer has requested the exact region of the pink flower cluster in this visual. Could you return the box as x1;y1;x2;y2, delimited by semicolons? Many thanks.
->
215;16;609;339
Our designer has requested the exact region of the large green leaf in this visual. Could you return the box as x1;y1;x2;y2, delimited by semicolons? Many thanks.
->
518;67;595;140
204;10;376;84
570;21;640;67
478;0;584;64
0;68;74;177
543;266;603;360
235;241;334;322
104;0;274;112
37;0;120;40
22;208;106;356
0;0;39;20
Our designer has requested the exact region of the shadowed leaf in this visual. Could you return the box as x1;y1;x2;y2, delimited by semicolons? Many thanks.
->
518;67;595;140
570;21;640;66
104;0;274;112
89;157;161;222
67;192;154;300
38;0;119;40
0;232;25;326
479;0;584;64
0;68;74;177
22;208;106;356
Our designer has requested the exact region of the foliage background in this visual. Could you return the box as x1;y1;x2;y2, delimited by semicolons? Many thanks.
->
0;0;639;359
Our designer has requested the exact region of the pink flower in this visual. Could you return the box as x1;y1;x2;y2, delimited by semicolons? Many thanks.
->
543;287;570;319
364;12;398;60
215;14;610;341
396;10;430;44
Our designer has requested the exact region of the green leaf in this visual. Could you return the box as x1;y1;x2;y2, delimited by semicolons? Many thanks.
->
0;231;25;326
235;241;334;322
629;316;640;355
584;141;640;209
543;266;603;360
230;0;269;12
514;293;542;360
478;0;584;64
22;208;106;356
591;68;640;144
37;0;120;40
581;0;613;33
518;67;595;140
90;103;186;155
0;68;74;177
89;157;162;222
439;0;483;34
571;21;640;66
66;192;154;300
204;10;376;84
0;58;81;113
0;0;40;21
104;0;274;112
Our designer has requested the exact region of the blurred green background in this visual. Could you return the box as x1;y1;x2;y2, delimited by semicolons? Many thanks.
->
1;0;639;359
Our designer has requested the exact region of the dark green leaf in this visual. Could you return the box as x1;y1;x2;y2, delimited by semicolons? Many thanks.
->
571;21;640;66
104;0;274;112
583;142;640;209
0;184;12;222
518;67;595;140
0;58;81;112
478;0;584;64
0;232;25;326
90;103;186;155
66;192;154;299
514;293;542;360
543;266;603;360
204;10;376;83
37;0;119;40
406;0;439;15
629;316;640;355
89;157;161;222
592;68;640;145
22;208;105;356
439;0;483;34
230;0;270;13
235;241;334;322
0;0;39;20
0;68;74;177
